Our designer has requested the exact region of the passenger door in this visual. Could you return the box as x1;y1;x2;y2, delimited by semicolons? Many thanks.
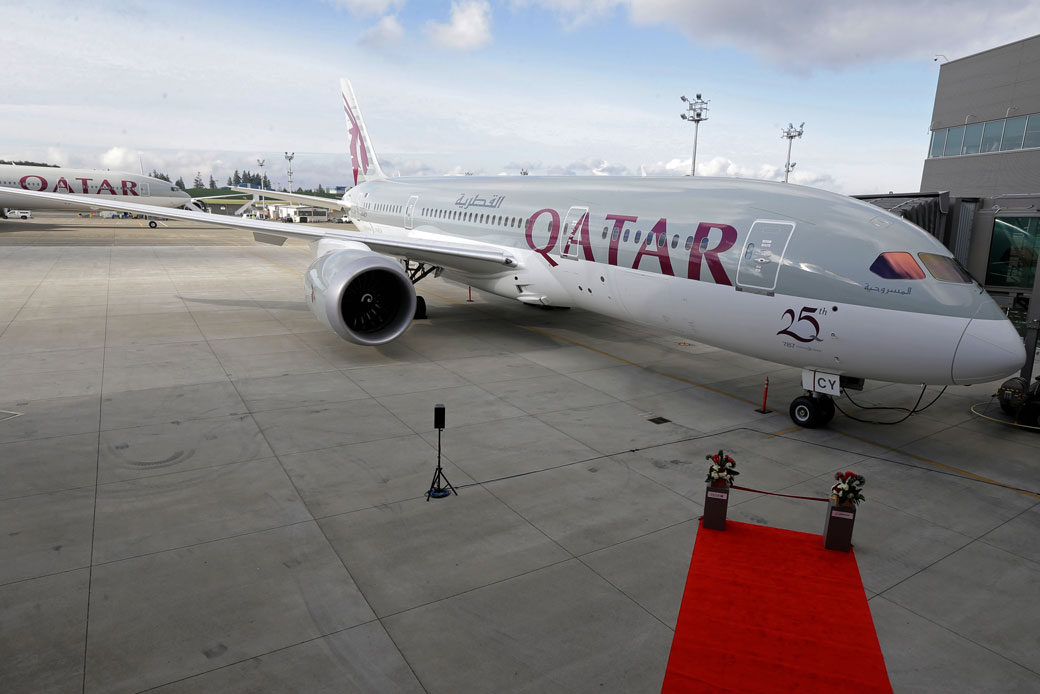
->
736;220;795;293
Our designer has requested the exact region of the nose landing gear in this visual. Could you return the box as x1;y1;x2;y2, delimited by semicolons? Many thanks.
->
789;393;836;428
998;376;1040;428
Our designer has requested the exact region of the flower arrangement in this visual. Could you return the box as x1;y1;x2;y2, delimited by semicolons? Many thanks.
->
705;449;739;487
831;471;866;506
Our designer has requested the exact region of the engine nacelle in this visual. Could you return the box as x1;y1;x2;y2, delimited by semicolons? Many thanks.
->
304;248;416;346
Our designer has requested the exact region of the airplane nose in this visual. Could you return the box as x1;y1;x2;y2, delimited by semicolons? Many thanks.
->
952;318;1026;384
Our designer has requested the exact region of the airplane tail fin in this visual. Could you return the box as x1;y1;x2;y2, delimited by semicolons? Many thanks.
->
340;78;386;186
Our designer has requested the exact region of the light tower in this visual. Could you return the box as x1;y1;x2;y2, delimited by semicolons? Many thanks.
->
781;122;804;183
680;93;709;176
257;158;265;215
284;151;294;194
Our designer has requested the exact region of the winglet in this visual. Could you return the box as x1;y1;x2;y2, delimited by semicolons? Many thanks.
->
340;79;386;186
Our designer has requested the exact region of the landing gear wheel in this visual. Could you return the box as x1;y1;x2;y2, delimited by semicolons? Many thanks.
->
414;295;427;320
1017;402;1040;428
819;396;836;424
148;220;158;228
790;396;824;428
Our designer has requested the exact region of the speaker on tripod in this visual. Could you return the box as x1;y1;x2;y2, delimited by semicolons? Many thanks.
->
427;404;456;500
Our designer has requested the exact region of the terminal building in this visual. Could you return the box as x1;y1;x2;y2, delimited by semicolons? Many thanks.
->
918;34;1040;322
862;34;1040;381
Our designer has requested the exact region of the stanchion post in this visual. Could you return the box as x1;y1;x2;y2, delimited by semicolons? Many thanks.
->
755;376;771;414
823;501;856;551
702;484;730;530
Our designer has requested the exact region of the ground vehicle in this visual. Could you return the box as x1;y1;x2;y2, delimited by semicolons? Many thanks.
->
5;209;31;219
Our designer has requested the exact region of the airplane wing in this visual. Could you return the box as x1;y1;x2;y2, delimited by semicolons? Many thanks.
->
230;186;350;211
3;188;518;270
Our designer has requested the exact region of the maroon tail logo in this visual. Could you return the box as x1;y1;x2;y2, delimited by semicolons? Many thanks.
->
342;92;369;185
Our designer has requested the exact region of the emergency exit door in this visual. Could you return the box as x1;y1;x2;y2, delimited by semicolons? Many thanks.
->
404;195;418;229
736;220;795;292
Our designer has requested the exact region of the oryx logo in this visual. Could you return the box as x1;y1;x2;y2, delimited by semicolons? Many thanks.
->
342;92;369;186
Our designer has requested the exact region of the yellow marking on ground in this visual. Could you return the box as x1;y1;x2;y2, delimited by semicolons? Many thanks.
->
832;429;1040;500
766;425;803;438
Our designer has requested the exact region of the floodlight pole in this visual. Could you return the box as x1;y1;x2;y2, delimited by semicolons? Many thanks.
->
782;122;804;183
680;94;709;176
257;159;265;215
285;151;294;195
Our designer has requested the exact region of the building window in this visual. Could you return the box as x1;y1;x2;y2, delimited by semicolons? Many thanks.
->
962;122;984;154
944;126;965;156
981;120;1004;153
1000;116;1027;151
929;129;947;158
986;216;1040;288
1024;114;1040;149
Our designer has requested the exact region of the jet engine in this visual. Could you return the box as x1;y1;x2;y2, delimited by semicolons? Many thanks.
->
304;248;416;346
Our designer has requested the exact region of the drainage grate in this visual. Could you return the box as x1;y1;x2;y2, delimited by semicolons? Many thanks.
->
648;416;671;424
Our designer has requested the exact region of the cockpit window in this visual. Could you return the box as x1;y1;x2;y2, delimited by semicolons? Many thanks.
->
919;253;974;283
869;252;925;280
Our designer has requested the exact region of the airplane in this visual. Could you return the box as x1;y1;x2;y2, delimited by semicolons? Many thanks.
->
4;79;1027;428
1;163;194;226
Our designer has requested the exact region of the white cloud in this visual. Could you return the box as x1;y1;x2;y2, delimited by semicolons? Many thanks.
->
381;157;436;177
427;1;492;51
360;15;405;48
100;147;141;171
527;1;1037;70
512;0;620;27
547;156;630;176
639;155;838;190
322;0;406;16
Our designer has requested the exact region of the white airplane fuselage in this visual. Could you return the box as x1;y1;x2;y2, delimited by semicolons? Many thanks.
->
3;76;1026;410
340;175;1024;387
0;164;191;211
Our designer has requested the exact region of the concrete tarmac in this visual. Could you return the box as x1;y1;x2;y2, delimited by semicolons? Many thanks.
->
2;212;1038;692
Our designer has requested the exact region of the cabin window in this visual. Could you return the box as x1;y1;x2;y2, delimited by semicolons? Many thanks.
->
602;226;609;239
658;233;667;248
645;232;653;246
671;235;679;249
611;228;619;241
919;253;973;283
685;236;694;250
869;252;925;280
634;231;641;244
623;229;630;242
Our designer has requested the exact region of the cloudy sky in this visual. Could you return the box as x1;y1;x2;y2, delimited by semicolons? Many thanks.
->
1;1;1035;193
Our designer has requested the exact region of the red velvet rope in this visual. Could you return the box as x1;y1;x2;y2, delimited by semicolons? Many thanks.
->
729;484;829;502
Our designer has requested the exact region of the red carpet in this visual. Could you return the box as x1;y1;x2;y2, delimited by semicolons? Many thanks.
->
662;521;891;693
